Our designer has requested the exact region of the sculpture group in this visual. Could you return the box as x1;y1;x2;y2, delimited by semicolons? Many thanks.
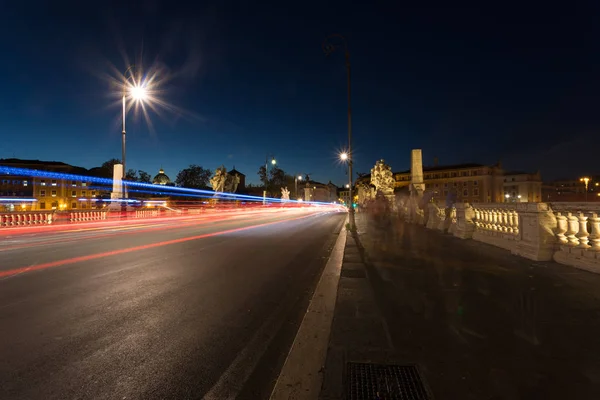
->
210;166;240;193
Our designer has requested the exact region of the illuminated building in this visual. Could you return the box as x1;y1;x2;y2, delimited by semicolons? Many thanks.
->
303;180;337;203
356;161;542;204
542;176;600;202
152;168;172;185
0;159;109;211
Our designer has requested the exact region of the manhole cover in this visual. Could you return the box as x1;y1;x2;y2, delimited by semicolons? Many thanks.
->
341;269;366;278
346;362;430;400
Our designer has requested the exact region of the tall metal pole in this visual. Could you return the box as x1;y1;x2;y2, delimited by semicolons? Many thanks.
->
323;34;354;222
122;94;127;200
345;50;353;220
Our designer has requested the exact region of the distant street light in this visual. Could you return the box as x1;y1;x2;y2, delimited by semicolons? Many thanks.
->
580;177;590;201
295;175;303;200
324;34;354;220
264;154;277;202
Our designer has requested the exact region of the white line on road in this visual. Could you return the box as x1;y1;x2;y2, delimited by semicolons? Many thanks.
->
269;217;347;400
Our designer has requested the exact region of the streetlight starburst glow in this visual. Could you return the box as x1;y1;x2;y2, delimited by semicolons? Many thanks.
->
340;152;348;161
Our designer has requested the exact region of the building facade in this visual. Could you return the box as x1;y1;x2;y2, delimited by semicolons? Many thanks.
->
303;181;337;203
0;159;109;211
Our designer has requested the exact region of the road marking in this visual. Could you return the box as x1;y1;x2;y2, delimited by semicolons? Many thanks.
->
0;213;319;279
269;217;347;400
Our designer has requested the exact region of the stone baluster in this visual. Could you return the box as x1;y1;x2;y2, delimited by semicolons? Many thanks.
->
507;210;515;233
0;214;5;227
588;213;600;252
492;209;499;231
26;214;31;225
576;212;591;249
565;213;579;247
513;211;520;235
481;209;488;230
501;209;509;232
473;208;480;228
489;209;495;230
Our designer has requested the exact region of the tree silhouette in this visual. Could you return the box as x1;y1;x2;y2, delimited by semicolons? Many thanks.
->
175;165;212;189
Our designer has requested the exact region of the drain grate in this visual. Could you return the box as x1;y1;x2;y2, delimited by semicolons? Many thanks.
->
346;362;430;400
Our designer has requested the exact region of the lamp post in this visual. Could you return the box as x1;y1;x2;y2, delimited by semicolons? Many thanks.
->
295;175;303;200
580;177;590;201
324;34;353;221
121;66;148;198
264;155;276;202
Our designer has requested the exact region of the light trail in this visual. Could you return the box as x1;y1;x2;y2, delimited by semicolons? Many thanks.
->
0;211;325;279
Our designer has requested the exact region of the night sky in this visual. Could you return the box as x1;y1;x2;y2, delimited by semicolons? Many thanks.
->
1;1;599;185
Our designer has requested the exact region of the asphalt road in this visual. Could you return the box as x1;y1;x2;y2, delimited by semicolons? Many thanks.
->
0;209;346;400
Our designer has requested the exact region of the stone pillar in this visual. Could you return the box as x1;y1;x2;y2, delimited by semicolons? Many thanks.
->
511;202;557;261
410;149;425;194
111;163;124;199
453;203;475;239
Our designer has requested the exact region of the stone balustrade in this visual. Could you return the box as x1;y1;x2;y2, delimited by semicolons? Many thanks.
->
414;201;600;273
550;202;600;273
69;211;108;222
136;209;160;218
0;212;53;227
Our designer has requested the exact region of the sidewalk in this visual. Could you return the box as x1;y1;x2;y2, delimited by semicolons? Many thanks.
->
320;212;600;399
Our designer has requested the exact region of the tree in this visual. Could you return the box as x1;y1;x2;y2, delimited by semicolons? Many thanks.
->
270;166;286;188
175;165;212;189
125;169;138;181
258;165;268;186
97;158;121;178
138;170;152;184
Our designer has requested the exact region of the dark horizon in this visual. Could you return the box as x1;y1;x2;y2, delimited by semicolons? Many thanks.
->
2;1;599;184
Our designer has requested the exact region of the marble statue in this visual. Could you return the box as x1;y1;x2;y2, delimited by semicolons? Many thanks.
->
211;166;241;193
370;159;395;197
210;167;226;192
281;187;290;201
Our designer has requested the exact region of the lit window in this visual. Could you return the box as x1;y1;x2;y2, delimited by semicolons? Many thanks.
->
71;191;76;197
82;182;87;187
40;190;46;197
51;180;57;186
23;180;28;186
82;191;86;197
40;202;46;210
92;191;96;197
51;190;57;197
72;180;77;187
71;202;77;209
40;180;46;186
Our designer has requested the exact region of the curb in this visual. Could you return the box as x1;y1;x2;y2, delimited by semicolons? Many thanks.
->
269;217;348;399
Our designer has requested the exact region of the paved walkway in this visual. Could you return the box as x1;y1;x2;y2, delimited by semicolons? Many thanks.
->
320;212;600;399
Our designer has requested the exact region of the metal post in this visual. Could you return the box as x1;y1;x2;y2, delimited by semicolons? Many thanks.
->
345;50;353;221
121;95;127;201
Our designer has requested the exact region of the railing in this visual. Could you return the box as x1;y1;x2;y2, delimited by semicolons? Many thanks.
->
0;212;53;227
414;200;600;273
135;209;160;218
550;203;600;272
69;211;107;222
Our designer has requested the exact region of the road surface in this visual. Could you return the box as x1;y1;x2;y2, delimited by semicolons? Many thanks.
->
0;209;346;399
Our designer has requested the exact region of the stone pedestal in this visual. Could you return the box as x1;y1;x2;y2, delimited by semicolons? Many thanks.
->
110;163;124;199
453;203;475;239
511;202;557;261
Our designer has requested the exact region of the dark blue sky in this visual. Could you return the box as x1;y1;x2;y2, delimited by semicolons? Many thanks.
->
1;1;599;184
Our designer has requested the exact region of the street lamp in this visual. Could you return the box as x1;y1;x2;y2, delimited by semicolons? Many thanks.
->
121;66;149;198
580;177;590;201
264;154;276;202
324;34;354;221
295;175;303;200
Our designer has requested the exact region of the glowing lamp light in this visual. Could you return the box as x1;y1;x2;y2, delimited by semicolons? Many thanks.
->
298;175;303;180
505;194;510;199
271;158;276;165
130;84;148;101
340;152;348;161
